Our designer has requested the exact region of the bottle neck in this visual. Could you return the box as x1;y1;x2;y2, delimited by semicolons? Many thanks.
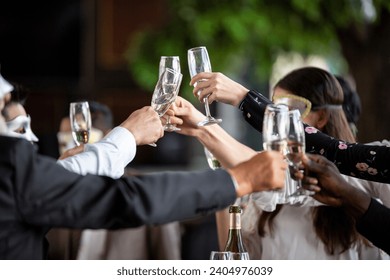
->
229;212;241;229
224;212;247;253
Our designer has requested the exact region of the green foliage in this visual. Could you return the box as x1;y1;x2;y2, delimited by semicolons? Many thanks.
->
125;0;390;99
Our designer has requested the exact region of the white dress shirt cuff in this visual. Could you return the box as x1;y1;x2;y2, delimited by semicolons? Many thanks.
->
57;126;136;178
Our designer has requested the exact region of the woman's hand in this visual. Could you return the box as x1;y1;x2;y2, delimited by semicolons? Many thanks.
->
169;96;206;137
190;72;249;107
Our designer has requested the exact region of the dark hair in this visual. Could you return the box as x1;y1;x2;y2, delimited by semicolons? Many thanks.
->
274;67;355;142
2;82;30;119
336;75;361;137
258;67;364;255
10;82;30;105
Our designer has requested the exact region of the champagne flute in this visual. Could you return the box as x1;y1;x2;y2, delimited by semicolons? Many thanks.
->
69;101;91;146
262;104;289;154
204;146;222;170
229;252;250;260
159;56;181;132
187;46;222;126
286;109;311;197
210;251;231;260
262;104;289;200
149;68;183;146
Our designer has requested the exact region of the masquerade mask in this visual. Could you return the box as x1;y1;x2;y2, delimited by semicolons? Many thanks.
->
0;74;13;99
273;94;343;119
6;114;39;142
273;94;312;119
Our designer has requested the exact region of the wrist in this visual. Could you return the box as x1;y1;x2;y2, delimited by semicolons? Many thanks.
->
232;87;250;107
341;186;371;219
227;169;250;198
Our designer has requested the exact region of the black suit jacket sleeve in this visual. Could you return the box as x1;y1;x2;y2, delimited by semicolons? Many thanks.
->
238;91;390;184
2;136;236;230
356;199;390;255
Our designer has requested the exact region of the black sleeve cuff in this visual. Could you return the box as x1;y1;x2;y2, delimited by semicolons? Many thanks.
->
238;90;272;133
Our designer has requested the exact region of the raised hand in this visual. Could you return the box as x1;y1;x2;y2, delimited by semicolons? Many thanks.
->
58;145;85;160
120;106;164;146
298;154;371;215
170;96;206;137
190;72;249;107
228;151;287;197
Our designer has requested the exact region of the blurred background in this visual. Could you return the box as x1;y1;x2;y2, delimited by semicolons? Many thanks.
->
1;0;390;166
1;0;390;260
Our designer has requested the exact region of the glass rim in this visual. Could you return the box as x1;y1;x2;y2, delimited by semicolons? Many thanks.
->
160;55;180;59
70;101;89;106
188;46;207;51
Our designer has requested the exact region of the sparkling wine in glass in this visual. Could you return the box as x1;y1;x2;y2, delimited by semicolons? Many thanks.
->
262;104;289;198
204;147;222;170
262;104;289;154
159;56;181;132
149;68;183;146
286;109;311;197
187;46;222;126
69;101;91;146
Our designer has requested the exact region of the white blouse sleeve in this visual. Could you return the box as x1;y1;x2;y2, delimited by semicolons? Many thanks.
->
56;126;136;178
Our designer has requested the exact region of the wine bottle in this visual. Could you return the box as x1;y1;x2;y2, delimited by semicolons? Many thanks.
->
223;205;249;259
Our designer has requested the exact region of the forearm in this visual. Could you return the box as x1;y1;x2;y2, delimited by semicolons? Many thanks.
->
356;198;390;255
340;185;371;219
57;127;136;178
238;90;390;184
238;90;272;132
196;124;257;169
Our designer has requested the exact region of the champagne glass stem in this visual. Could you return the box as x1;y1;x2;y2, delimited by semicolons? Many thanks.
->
203;96;212;118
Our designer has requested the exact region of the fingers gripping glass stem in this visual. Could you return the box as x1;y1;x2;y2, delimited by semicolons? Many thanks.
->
187;46;222;126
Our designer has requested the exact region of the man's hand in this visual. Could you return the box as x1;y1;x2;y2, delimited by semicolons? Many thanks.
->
190;72;249;107
228;151;287;197
120;106;164;146
298;154;371;217
58;145;84;160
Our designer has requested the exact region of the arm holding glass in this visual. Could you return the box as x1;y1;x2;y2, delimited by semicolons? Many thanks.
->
172;96;287;250
172;96;257;168
58;106;164;177
298;153;390;255
190;72;249;107
191;71;390;184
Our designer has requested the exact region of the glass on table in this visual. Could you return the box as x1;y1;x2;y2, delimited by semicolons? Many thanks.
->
210;251;231;260
229;252;250;260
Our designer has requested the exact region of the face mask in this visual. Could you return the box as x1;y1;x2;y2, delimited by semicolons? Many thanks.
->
0;74;13;99
6;114;39;142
